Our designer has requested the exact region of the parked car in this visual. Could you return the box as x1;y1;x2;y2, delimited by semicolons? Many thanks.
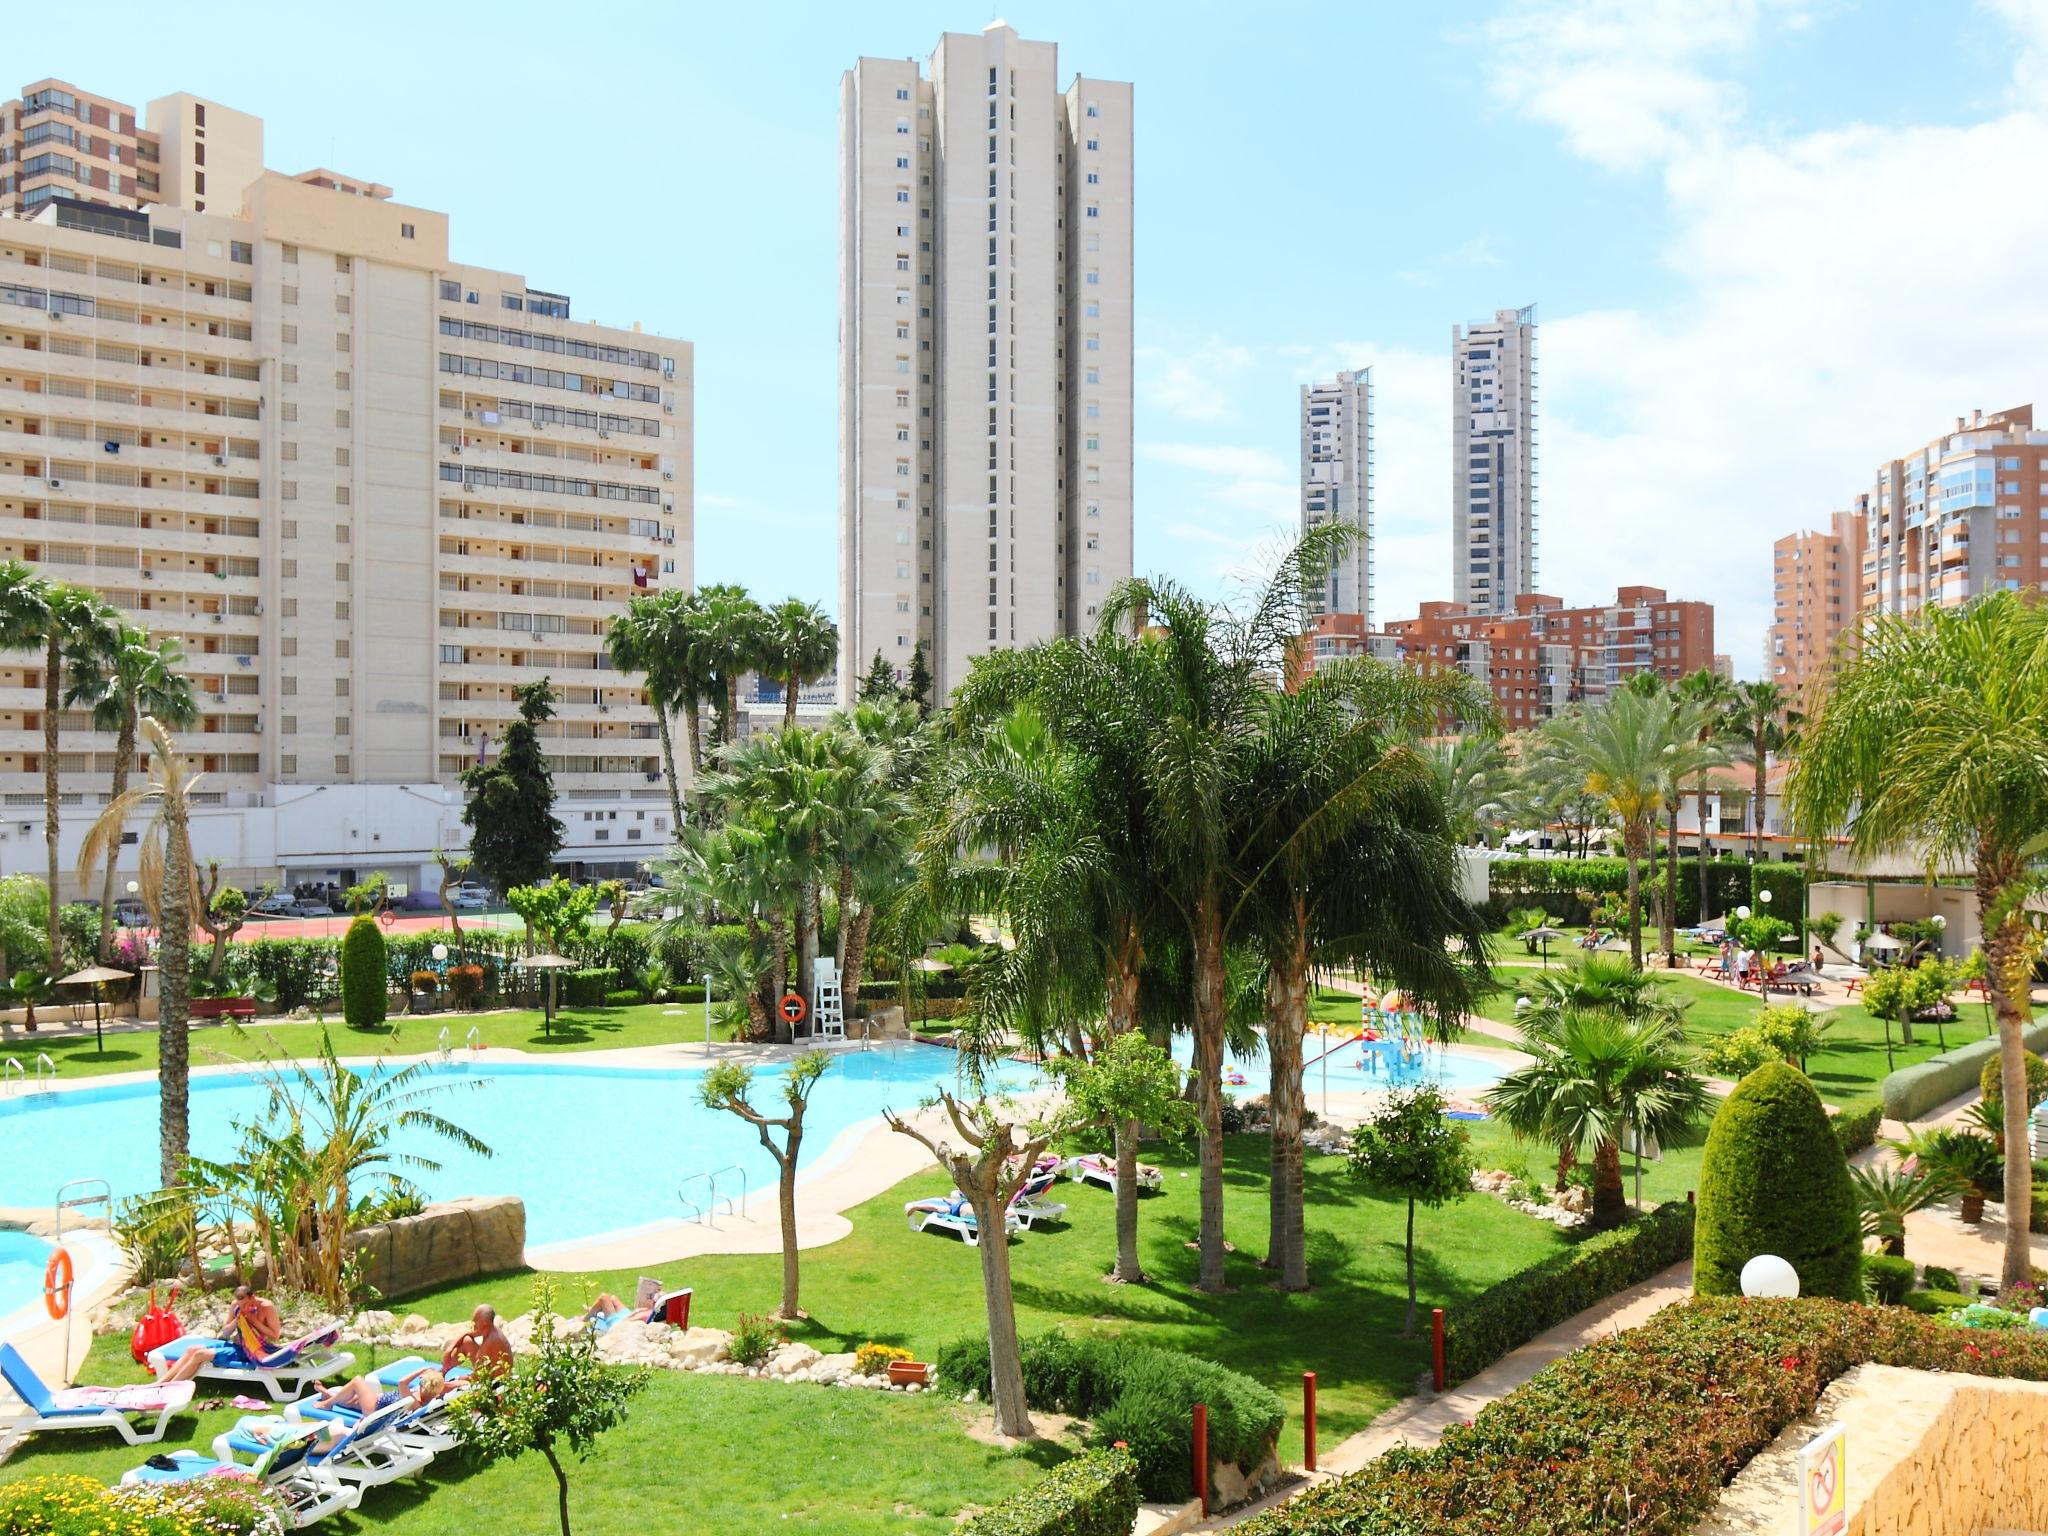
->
287;901;335;918
252;893;296;916
113;899;150;928
450;889;489;911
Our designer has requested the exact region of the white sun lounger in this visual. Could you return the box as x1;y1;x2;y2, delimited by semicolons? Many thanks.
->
123;1420;362;1528
285;1356;475;1454
218;1397;432;1487
904;1196;1025;1246
0;1343;195;1465
1066;1152;1164;1194
1008;1170;1068;1229
149;1323;356;1402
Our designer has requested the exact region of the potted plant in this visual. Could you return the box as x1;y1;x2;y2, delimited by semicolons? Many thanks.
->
410;970;441;1014
1907;1128;2004;1224
885;1359;932;1387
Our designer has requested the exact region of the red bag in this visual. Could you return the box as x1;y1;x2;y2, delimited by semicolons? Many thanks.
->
130;1286;183;1364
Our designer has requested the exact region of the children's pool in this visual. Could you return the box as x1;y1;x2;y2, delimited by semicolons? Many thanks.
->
0;1046;1030;1250
0;1230;55;1319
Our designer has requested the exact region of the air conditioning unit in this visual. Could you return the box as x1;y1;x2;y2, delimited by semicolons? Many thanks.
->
253;716;264;733
450;445;461;455
252;601;264;616
597;430;609;440
47;310;62;323
661;470;673;481
662;500;673;513
210;614;224;624
663;530;675;545
47;479;62;490
142;569;155;580
211;691;228;703
213;455;227;467
663;402;673;414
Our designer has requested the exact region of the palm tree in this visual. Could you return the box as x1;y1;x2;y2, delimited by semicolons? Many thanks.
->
67;626;197;961
1676;669;1738;920
1543;689;1707;968
824;698;925;1008
692;583;770;752
607;594;680;829
1428;733;1508;846
1727;680;1796;859
1656;695;1725;967
1788;591;2048;1287
1485;1006;1709;1226
0;564;77;968
78;717;204;1186
762;599;839;732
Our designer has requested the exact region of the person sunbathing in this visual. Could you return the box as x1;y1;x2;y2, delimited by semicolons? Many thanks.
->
308;1366;446;1417
584;1276;664;1327
157;1286;283;1383
442;1305;513;1374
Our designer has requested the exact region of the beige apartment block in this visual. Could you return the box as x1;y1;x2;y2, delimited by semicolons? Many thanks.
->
838;23;1132;706
1452;306;1538;615
1766;508;1859;712
0;82;691;895
1300;369;1373;621
1860;403;2048;621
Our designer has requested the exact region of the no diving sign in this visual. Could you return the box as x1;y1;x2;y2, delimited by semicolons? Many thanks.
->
1797;1423;1846;1536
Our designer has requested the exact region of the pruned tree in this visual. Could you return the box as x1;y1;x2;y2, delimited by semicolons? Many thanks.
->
698;1051;830;1317
1348;1085;1474;1337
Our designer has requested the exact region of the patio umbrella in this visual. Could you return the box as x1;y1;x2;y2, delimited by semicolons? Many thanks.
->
1863;931;1903;951
514;952;578;1038
1696;915;1727;935
908;957;953;1030
1523;926;1569;969
57;965;133;1053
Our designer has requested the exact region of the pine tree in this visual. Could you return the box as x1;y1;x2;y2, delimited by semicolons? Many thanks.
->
858;649;900;703
905;641;934;718
462;679;564;896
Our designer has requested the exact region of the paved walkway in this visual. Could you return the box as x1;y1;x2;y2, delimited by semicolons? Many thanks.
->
1184;1259;1696;1530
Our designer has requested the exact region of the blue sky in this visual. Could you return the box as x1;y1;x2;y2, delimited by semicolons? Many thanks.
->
45;1;2048;673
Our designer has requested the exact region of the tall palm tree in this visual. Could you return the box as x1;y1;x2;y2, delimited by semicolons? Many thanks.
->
1428;733;1508;846
1676;668;1738;920
1655;696;1724;966
1484;1006;1709;1227
1788;591;2048;1287
1727;680;1796;859
607;594;686;830
67;626;198;961
762;599;840;732
692;583;770;752
1237;662;1492;1288
1543;689;1708;968
824;698;925;1008
0;564;82;969
78;717;204;1187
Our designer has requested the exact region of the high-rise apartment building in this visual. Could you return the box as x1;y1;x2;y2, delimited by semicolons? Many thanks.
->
1766;509;1859;711
1299;369;1371;620
1451;306;1537;615
1861;404;2048;619
0;81;691;896
838;23;1132;707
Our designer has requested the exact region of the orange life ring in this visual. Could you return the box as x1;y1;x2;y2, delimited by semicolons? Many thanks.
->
43;1246;74;1320
779;992;808;1025
379;908;398;929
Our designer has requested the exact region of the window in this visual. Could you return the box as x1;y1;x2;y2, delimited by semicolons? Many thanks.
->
1085;104;1098;117
440;279;460;301
335;255;352;274
400;223;415;239
1086;172;1099;184
229;241;251;264
282;244;298;264
503;294;523;311
440;645;462;664
280;323;298;345
895;87;909;101
896;118;910;135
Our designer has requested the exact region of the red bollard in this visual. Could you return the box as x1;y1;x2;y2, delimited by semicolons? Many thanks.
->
1303;1371;1318;1472
1193;1401;1210;1516
1431;1307;1447;1393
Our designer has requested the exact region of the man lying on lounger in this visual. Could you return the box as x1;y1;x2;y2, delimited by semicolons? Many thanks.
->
157;1286;284;1383
307;1365;448;1417
583;1277;662;1326
442;1306;513;1375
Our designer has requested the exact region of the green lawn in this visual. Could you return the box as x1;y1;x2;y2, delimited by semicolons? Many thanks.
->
0;1339;1058;1535
0;1003;735;1082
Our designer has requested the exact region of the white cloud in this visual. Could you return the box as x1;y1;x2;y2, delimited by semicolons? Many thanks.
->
1136;340;1257;423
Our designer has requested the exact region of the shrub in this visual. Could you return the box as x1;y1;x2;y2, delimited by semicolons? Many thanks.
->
1018;1332;1118;1415
603;989;641;1008
559;967;618;1008
0;1473;287;1536
1700;1027;1777;1079
1862;1253;1914;1305
1981;1050;2048;1113
1922;1265;1960;1293
1219;1095;1248;1135
855;1342;912;1378
936;1334;994;1397
1443;1201;1695;1383
1831;1098;1885;1157
445;963;486;1009
1903;1288;1974;1316
728;1311;786;1367
409;970;439;993
339;915;388;1031
1237;1298;2048;1536
961;1447;1139;1536
1695;1061;1861;1300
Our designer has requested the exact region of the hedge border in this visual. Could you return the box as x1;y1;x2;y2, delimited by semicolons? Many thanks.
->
1442;1201;1695;1384
1831;1097;1884;1156
961;1447;1139;1536
1880;1019;2048;1121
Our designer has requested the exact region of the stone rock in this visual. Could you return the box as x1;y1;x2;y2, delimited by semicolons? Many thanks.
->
1556;1185;1590;1214
1211;1458;1250;1509
767;1342;822;1378
347;1196;527;1302
811;1352;857;1385
671;1327;731;1367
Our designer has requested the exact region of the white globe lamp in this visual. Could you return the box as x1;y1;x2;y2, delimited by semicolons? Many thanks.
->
1735;905;1752;922
1759;889;1772;905
431;944;449;963
1739;1253;1800;1299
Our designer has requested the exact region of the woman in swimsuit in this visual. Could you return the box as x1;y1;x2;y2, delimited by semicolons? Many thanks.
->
309;1365;446;1417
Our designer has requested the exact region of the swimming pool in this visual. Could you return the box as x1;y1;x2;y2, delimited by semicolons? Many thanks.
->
1171;1031;1506;1098
0;1045;1030;1250
0;1230;54;1319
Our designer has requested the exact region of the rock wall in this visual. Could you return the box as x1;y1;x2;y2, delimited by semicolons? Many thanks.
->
347;1195;525;1301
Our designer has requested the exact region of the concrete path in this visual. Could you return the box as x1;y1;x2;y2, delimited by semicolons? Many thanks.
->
1185;1259;1696;1530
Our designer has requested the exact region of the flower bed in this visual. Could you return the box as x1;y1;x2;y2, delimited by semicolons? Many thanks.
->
0;1473;286;1536
1238;1297;2048;1536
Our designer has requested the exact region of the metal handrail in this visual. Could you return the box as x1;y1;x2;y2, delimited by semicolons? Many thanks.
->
678;1164;747;1226
677;1169;714;1226
33;1053;55;1090
708;1164;745;1222
465;1025;482;1053
2;1058;20;1096
54;1177;111;1242
436;1027;452;1063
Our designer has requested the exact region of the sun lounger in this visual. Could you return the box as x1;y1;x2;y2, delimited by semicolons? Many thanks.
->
1008;1169;1068;1229
122;1420;361;1528
904;1194;1024;1246
0;1343;195;1464
218;1397;431;1487
284;1359;475;1455
150;1322;356;1402
1065;1151;1164;1194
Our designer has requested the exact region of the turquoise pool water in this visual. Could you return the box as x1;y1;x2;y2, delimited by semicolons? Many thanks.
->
0;1230;55;1319
0;1046;1028;1249
1172;1032;1505;1098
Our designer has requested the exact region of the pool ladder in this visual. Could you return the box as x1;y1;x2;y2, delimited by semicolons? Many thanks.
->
3;1055;54;1096
436;1027;452;1063
1;1058;18;1097
677;1164;747;1227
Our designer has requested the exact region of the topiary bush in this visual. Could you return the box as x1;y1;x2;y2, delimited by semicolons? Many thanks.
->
1981;1050;2048;1113
1831;1098;1885;1157
1862;1253;1914;1305
1695;1061;1861;1300
1903;1287;1974;1317
1921;1265;1960;1293
339;914;388;1031
961;1447;1139;1536
560;967;618;1008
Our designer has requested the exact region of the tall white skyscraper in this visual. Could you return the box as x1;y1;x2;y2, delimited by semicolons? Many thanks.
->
838;23;1133;705
1451;306;1538;614
1299;369;1373;620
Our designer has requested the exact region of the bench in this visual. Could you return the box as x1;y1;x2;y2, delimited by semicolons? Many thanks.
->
189;997;256;1022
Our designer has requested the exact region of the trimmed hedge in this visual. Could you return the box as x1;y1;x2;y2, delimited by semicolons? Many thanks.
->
1830;1097;1885;1157
1882;1019;2048;1121
1981;1049;2048;1112
1481;857;1805;929
1903;1288;1974;1316
961;1447;1139;1536
1696;1062;1861;1301
937;1332;1283;1503
339;915;387;1031
1862;1253;1913;1304
559;967;619;1008
1237;1297;2048;1536
1442;1201;1695;1384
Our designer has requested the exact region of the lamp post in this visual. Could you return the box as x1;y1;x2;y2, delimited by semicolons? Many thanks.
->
703;970;712;1055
